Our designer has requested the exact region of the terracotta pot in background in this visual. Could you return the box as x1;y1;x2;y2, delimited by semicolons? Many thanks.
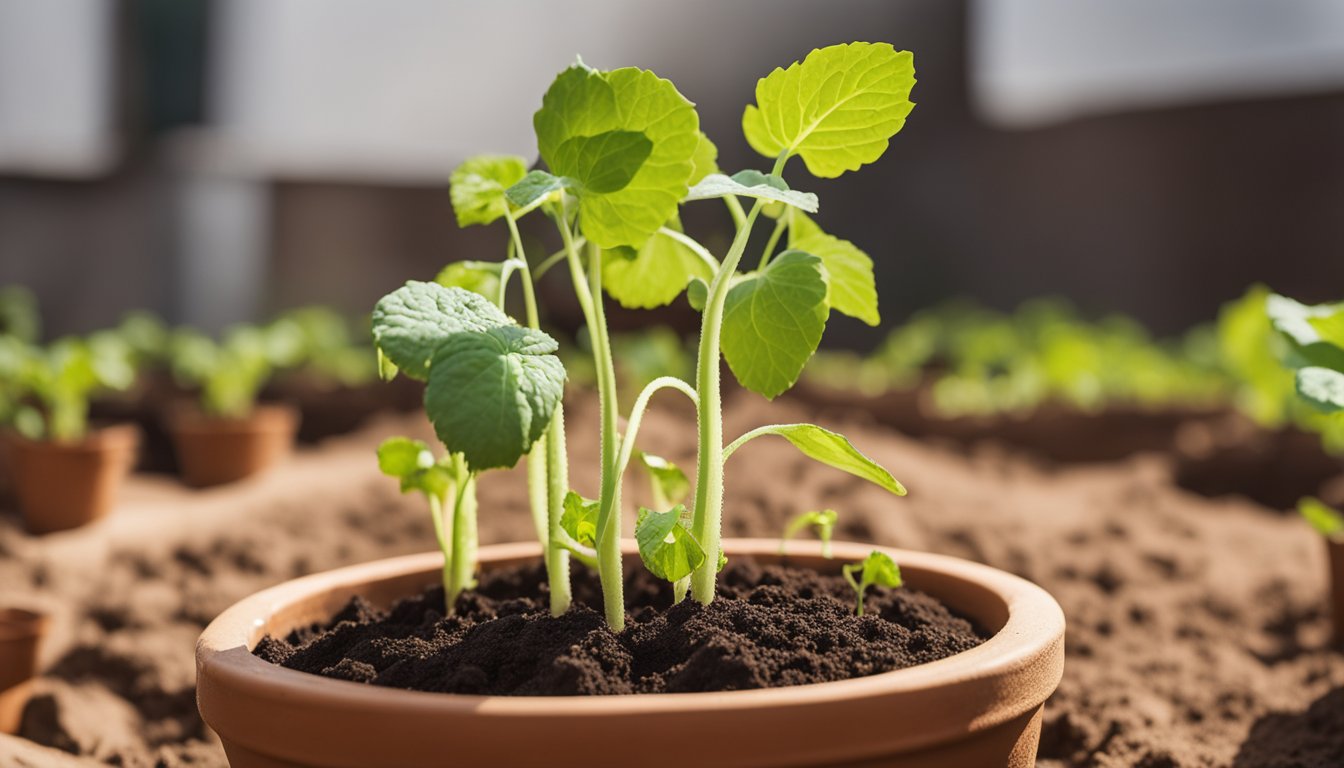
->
197;539;1066;768
167;404;299;488
0;607;49;734
6;425;141;535
1329;539;1344;646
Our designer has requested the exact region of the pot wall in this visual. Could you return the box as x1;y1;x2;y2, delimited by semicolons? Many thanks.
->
6;424;140;534
168;404;299;487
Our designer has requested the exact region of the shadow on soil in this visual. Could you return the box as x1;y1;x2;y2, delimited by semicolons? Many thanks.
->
1233;686;1344;767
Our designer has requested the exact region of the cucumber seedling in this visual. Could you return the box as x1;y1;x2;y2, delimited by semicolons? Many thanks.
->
843;550;903;616
373;41;915;629
169;325;292;419
781;509;839;558
4;335;135;441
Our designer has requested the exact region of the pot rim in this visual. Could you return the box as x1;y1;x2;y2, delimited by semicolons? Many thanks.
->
197;539;1064;717
0;607;49;642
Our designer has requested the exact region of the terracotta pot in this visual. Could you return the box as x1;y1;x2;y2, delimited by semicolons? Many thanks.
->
0;607;49;734
6;425;140;535
167;404;299;488
197;539;1066;768
1329;539;1344;646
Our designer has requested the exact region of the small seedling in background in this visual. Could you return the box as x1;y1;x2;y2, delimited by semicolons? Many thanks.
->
169;326;286;419
377;437;475;611
842;551;903;617
5;335;135;441
1266;293;1344;416
780;509;839;558
1300;497;1344;541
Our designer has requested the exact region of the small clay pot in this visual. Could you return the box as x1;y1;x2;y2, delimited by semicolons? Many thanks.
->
167;404;299;488
1328;539;1344;646
197;539;1066;768
0;607;49;734
6;425;141;535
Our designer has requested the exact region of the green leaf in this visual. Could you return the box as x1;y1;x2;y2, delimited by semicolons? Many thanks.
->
1309;310;1344;349
435;261;503;302
554;130;653;193
689;132;719;185
722;250;829;398
684;171;818;213
686;277;708;312
1301;497;1344;539
743;42;916;178
635;505;705;582
376;436;454;499
789;212;879;326
534;64;700;249
1267;294;1344;372
424;325;566;471
842;550;903;616
371;281;512;381
603;229;713;309
450;154;529;227
504;170;569;210
781;509;838;558
560;491;600;547
1297;367;1344;413
638;451;690;509
727;423;905;496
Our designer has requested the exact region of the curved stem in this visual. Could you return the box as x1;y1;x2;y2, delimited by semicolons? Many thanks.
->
758;214;788;270
689;152;790;605
613;376;698;486
658;227;720;272
533;242;581;281
723;196;746;229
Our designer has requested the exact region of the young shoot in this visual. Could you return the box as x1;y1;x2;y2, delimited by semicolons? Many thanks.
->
377;437;473;610
635;504;705;604
169;326;282;419
1300;497;1344;541
780;509;839;558
842;551;903;617
10;335;135;441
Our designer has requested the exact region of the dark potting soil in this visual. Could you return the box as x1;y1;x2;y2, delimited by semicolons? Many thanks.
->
254;558;987;696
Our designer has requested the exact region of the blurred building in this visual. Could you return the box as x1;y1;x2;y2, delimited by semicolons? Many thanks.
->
1;0;1342;343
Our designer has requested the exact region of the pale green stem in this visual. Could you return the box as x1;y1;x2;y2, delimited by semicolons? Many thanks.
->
690;153;790;605
504;208;572;611
555;205;624;629
427;491;453;611
724;196;747;229
546;402;572;615
613;376;699;487
658;227;720;273
447;453;476;612
758;214;788;270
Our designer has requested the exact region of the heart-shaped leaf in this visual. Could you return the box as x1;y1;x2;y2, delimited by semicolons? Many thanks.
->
371;281;512;381
635;505;705;582
788;212;879;326
603;229;713;309
450;155;529;227
722;250;828;398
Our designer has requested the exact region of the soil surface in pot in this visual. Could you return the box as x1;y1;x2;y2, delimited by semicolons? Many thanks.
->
254;559;985;695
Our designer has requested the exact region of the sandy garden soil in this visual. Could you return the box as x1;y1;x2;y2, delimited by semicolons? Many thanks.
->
1;390;1343;767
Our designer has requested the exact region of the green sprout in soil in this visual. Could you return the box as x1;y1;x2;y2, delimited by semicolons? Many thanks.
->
780;509;839;558
372;42;915;628
843;550;903;616
0;334;135;441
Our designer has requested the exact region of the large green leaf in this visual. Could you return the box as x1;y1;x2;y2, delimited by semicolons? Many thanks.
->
424;325;565;470
1267;294;1344;371
603;228;713;309
371;281;512;381
722;250;828;398
743;42;915;178
689;132;719;185
534;64;700;249
1297;366;1344;413
635;505;704;582
788;212;879;326
727;423;905;496
449;155;529;227
684;170;818;212
1309;309;1344;350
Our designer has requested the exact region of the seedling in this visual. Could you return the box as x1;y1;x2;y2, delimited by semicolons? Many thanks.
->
269;307;378;388
780;509;839;559
1266;292;1344;416
4;335;135;441
842;550;903;616
377;436;476;610
169;324;301;419
373;42;916;630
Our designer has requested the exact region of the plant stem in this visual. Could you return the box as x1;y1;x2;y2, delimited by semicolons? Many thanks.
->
555;205;625;629
427;491;453;613
546;402;572;615
758;214;788;270
505;209;572;613
689;153;790;605
586;240;625;631
446;453;476;612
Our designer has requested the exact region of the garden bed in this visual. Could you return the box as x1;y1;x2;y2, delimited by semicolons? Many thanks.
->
1;392;1342;767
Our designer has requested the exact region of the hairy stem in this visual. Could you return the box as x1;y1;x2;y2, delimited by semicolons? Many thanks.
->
690;153;790;605
427;491;453;613
446;453;476;612
546;402;572;615
758;214;788;269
